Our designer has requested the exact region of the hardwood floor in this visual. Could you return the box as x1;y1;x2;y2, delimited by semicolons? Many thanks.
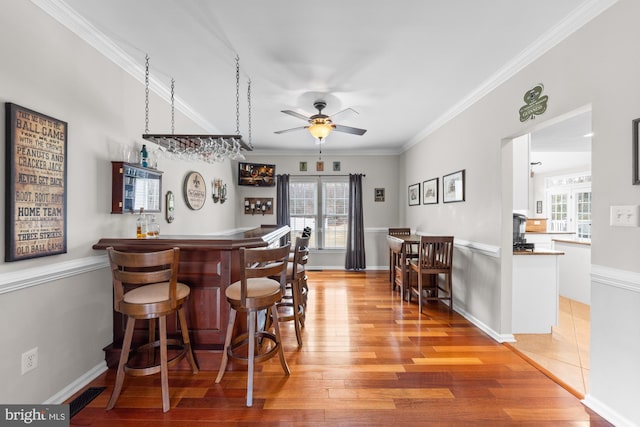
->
68;271;611;426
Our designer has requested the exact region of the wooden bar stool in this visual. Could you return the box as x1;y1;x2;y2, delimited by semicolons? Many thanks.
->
276;236;309;346
106;247;198;412
215;244;291;407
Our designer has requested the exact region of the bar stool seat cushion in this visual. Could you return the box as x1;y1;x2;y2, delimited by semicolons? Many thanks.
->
226;278;281;300
124;282;191;304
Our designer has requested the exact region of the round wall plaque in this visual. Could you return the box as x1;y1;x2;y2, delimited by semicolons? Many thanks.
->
183;171;206;210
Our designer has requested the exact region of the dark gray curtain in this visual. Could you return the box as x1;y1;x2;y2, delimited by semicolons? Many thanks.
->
276;174;290;245
345;173;366;270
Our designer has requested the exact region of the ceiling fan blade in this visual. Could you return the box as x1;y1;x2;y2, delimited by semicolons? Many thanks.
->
274;126;308;134
334;124;367;135
329;107;359;122
281;110;310;121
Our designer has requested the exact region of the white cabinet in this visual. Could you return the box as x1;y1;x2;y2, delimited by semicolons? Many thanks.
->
512;252;562;334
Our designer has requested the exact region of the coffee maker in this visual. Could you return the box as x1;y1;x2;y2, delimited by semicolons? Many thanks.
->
513;213;534;251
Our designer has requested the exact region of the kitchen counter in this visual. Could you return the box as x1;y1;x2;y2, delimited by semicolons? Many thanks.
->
514;249;564;255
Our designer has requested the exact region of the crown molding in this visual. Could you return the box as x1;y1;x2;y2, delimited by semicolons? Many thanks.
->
403;0;619;152
29;0;221;134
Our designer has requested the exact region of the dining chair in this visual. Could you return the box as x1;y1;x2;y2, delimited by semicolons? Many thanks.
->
215;244;291;407
409;236;455;313
386;235;413;300
388;228;412;282
106;246;198;412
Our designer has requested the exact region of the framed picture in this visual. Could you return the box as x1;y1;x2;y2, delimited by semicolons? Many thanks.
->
333;161;341;172
5;103;68;261
408;183;420;206
299;161;307;172
422;178;438;204
374;188;385;202
633;118;640;184
316;161;324;172
443;169;465;203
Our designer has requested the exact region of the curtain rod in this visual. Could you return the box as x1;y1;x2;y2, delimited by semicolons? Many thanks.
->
287;174;366;177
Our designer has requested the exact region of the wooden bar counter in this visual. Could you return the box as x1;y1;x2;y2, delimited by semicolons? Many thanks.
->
92;225;290;369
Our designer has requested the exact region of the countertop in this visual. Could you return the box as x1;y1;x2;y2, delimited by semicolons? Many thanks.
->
513;249;564;255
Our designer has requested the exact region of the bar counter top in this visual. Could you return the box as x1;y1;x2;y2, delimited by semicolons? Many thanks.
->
92;225;290;251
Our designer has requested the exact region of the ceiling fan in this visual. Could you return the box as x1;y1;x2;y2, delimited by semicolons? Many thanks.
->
274;101;367;143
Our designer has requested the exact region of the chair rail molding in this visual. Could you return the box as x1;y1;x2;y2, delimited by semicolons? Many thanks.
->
0;255;108;295
591;264;640;293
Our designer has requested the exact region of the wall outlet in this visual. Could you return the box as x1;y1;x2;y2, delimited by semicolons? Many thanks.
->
610;205;640;227
21;347;38;375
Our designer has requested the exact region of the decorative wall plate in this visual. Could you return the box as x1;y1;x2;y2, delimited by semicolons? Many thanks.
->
183;171;206;210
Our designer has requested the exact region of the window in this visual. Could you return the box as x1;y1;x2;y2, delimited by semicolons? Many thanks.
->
549;193;568;232
545;172;591;240
289;177;349;249
575;191;592;239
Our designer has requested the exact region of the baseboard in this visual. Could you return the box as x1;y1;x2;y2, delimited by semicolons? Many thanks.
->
454;306;515;343
582;394;636;427
44;361;108;404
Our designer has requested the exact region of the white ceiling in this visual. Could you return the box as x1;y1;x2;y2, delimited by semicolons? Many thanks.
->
38;0;611;155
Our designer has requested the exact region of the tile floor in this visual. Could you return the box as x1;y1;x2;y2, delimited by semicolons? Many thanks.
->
507;296;590;398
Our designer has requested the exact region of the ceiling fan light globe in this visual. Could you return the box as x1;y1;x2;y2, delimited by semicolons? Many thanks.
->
308;122;332;140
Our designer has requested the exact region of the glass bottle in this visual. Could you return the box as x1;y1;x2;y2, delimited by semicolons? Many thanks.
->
136;208;146;239
140;144;148;168
147;215;160;239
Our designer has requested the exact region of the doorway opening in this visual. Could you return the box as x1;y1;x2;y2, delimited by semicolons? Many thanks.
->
505;105;592;397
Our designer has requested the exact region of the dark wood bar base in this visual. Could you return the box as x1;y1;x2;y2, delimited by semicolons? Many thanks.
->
93;226;290;368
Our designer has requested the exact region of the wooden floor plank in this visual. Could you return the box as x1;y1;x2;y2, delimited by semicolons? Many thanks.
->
68;270;612;426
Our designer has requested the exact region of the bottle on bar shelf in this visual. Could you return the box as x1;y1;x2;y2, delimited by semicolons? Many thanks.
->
136;208;146;239
147;215;160;239
140;144;148;168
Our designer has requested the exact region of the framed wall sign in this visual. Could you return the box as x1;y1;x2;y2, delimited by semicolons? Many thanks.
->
5;103;67;261
183;171;206;210
374;188;385;202
408;183;420;206
422;178;438;205
443;169;465;203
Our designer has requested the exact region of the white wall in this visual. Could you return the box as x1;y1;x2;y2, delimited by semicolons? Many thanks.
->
0;0;237;404
402;1;640;424
243;153;402;269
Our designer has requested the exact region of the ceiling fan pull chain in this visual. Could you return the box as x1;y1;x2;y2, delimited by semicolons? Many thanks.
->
144;54;150;134
235;55;240;135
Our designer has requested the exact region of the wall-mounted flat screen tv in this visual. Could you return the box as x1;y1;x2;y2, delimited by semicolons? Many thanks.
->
238;162;276;187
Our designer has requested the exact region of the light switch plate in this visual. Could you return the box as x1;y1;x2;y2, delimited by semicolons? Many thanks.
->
610;205;640;227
